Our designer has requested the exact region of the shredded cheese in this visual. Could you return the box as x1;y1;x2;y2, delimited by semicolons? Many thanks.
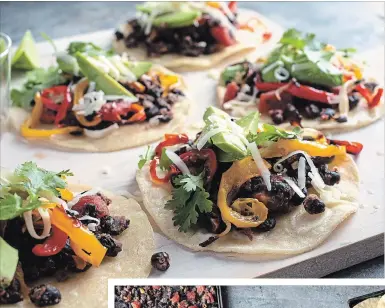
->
283;176;305;198
248;142;271;191
298;156;306;190
196;127;224;150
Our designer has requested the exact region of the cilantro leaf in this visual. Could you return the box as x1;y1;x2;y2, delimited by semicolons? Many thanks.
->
11;66;66;109
165;174;212;232
159;148;172;171
0;162;73;220
178;173;204;192
251;124;301;146
15;162;67;196
261;28;348;87
138;146;155;169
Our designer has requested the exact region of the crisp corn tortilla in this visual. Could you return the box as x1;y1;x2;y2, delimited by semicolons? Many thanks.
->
354;298;381;308
9;66;191;152
7;183;155;308
112;11;271;71
216;48;385;132
136;136;359;256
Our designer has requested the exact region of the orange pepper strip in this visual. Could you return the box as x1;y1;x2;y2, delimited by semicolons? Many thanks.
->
73;78;103;127
50;206;107;267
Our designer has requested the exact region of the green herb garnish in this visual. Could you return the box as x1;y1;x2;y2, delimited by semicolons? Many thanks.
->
0;162;72;220
138;146;155;170
165;174;212;232
11;66;66;109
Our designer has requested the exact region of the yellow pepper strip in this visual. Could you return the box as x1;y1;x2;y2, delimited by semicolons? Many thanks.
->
56;188;74;202
41;202;57;209
206;1;221;9
50;207;107;267
156;72;180;97
21;117;82;138
261;139;346;159
217;156;269;228
30;92;44;128
73;79;102;127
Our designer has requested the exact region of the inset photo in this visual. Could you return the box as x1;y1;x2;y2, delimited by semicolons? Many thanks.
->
112;284;385;308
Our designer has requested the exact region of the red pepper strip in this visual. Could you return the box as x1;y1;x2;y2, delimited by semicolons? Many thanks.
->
355;84;372;105
155;133;189;157
100;102;146;123
286;82;336;104
327;139;363;155
179;149;218;182
40;97;60;111
258;82;293;114
255;78;287;92
149;157;178;184
32;225;68;257
369;87;384;108
54;86;72;125
228;1;237;13
210;26;236;47
41;86;69;113
126;104;146;123
224;82;239;103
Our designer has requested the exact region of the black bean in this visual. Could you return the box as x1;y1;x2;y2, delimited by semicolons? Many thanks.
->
0;278;23;304
320;108;335;121
304;104;321;119
269;109;284;124
96;233;123;257
151;252;170;272
254;217;276;232
100;215;130;236
303;194;326;214
29;284;61;307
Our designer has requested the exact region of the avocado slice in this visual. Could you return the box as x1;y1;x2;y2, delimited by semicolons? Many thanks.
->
75;52;134;97
125;61;152;79
0;237;18;288
153;11;201;28
202;107;248;158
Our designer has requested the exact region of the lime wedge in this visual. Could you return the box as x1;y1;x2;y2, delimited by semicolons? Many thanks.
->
11;30;40;70
0;37;6;54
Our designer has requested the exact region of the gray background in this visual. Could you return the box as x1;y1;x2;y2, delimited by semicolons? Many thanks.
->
225;286;384;307
0;1;384;279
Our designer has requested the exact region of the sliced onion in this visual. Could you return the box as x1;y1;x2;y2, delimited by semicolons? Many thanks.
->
196;127;224;150
261;60;284;75
84;123;119;139
165;150;190;175
248;142;271;191
298;156;306;190
283;176;305;198
23;209;51;240
274;66;290;81
338;78;356;117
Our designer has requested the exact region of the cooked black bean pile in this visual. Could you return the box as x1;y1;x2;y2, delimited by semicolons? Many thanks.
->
115;286;220;308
